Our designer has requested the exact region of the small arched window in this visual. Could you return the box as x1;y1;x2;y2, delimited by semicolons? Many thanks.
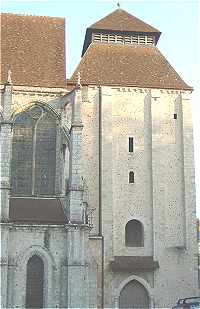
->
26;255;44;308
125;219;144;247
11;105;57;196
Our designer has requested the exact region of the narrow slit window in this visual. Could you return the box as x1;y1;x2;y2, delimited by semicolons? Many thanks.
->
174;113;177;119
129;171;135;183
129;137;134;153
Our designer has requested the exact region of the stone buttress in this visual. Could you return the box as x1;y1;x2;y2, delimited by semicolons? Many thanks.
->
66;83;91;308
0;76;13;308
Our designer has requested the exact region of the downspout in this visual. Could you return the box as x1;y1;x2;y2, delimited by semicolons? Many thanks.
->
98;85;104;309
98;85;102;236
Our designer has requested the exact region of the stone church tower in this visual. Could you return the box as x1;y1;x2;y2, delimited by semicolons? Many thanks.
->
0;7;199;309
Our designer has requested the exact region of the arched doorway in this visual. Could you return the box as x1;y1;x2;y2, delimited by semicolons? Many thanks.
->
119;279;150;308
25;255;44;308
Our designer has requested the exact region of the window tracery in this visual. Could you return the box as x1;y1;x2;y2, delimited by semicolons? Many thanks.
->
11;105;57;196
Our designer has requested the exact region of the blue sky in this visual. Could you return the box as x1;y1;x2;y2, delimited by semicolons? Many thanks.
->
2;0;200;217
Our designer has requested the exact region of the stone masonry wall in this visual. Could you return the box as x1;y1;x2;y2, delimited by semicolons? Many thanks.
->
82;85;199;308
6;225;68;308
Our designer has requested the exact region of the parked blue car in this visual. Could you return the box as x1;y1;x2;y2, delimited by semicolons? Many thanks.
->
172;297;200;309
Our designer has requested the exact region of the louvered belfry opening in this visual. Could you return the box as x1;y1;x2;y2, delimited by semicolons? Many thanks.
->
11;105;57;196
92;32;155;45
25;255;44;309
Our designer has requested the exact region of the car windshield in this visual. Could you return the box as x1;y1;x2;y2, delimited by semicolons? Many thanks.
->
173;298;200;309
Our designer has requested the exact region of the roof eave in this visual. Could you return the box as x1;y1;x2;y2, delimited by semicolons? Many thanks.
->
68;80;193;92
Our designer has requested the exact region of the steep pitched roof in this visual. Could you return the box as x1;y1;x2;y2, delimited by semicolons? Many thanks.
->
70;43;191;90
1;13;66;88
89;8;160;34
82;8;161;55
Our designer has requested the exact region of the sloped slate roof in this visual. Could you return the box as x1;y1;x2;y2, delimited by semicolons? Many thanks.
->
70;43;191;90
89;8;160;34
110;256;159;271
9;198;66;224
1;13;66;88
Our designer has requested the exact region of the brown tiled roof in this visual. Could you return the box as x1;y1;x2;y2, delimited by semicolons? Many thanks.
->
70;43;191;90
1;13;66;88
82;9;161;55
9;198;66;224
89;9;160;34
110;256;159;271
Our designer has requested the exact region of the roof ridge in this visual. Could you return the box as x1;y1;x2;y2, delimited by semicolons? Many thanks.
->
119;8;160;33
1;12;64;20
88;8;160;33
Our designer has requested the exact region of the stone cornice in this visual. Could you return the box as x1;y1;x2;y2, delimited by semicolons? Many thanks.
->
0;84;68;94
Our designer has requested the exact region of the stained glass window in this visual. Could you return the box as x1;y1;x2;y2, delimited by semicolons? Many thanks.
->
11;106;57;196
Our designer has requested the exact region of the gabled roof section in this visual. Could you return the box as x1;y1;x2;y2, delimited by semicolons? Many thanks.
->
89;8;160;33
70;43;192;90
1;13;66;88
82;8;161;55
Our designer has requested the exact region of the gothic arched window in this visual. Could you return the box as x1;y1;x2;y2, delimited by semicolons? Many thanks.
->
125;220;144;247
119;280;149;308
11;105;57;196
26;255;44;308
